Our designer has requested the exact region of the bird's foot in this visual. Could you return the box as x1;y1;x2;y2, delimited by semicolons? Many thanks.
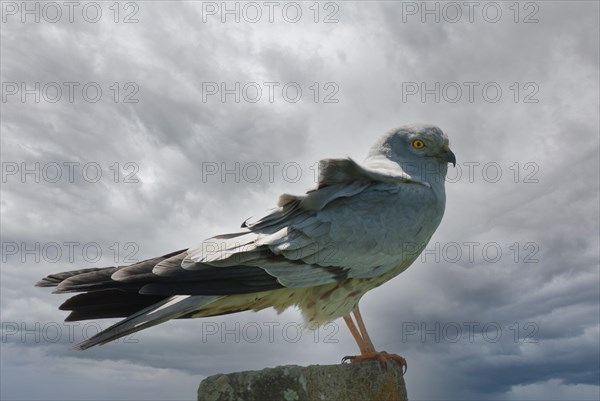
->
342;351;407;374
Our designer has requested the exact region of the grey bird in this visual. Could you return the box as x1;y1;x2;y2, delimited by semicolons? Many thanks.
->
37;124;456;368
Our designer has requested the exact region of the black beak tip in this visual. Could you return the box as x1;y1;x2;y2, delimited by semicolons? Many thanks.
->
447;150;456;167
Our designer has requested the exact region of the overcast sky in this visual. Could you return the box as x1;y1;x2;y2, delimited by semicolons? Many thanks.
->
1;1;599;400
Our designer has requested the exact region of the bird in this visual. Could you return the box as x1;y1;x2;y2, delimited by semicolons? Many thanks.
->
37;124;456;369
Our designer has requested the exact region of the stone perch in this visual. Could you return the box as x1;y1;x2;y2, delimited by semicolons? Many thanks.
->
198;361;407;401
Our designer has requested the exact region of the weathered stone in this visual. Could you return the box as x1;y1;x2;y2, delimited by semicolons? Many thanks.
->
198;361;407;401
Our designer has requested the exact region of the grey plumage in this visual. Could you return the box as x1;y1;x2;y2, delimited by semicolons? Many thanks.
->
37;124;455;350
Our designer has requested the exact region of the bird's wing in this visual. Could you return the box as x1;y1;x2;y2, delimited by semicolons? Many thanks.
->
165;157;439;288
47;157;437;297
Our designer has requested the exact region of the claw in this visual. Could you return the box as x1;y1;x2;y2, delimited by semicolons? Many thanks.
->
340;351;407;376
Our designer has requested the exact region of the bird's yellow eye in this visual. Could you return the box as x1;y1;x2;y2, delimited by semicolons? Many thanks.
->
412;139;425;149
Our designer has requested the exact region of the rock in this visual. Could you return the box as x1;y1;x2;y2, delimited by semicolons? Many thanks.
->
198;361;407;401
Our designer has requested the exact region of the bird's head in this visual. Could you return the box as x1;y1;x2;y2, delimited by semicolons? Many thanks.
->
365;124;456;184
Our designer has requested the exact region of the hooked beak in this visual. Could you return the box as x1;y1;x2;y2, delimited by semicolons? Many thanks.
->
440;147;456;167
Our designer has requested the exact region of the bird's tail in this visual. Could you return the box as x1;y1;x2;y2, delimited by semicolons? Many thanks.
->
74;294;222;350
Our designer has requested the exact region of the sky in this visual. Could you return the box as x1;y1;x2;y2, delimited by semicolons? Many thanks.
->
1;1;599;400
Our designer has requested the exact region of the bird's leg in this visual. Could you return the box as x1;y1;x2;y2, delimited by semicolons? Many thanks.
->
341;305;407;373
352;305;376;352
343;315;369;354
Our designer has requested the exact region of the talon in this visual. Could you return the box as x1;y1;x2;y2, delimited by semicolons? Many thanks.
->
341;308;407;375
341;351;408;375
